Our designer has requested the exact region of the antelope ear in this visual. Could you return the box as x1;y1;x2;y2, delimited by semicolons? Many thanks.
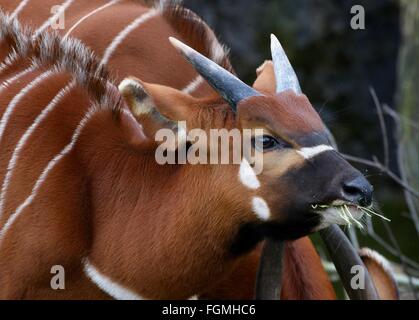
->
359;248;399;300
119;77;196;123
118;77;192;149
253;60;276;94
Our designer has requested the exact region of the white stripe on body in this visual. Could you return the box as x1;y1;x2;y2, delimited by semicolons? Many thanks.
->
0;6;158;245
10;0;30;19
0;66;36;95
0;53;22;75
64;0;121;39
0;69;55;144
182;75;204;94
0;5;160;299
0;106;97;242
0;81;75;223
101;9;159;65
83;259;144;300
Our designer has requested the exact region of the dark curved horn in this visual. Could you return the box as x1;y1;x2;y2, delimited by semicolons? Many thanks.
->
320;225;379;300
255;239;284;300
270;34;302;94
169;37;261;110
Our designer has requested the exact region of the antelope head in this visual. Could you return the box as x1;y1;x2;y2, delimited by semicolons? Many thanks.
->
114;35;375;298
164;35;373;238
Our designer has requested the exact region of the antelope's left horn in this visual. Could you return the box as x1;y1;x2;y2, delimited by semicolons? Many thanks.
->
169;37;261;110
270;34;302;94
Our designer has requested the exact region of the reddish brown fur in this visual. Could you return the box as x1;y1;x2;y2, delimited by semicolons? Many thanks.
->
0;0;336;299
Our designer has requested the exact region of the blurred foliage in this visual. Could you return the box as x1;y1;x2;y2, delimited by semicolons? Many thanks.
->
184;0;419;262
398;1;419;235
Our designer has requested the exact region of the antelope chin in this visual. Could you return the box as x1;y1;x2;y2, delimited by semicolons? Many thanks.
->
311;201;364;231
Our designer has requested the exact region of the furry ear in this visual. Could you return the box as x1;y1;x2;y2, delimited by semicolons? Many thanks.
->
118;77;190;149
359;248;399;300
119;77;196;123
118;78;156;118
253;60;276;94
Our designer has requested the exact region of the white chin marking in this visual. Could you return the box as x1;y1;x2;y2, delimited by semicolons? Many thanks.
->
297;145;334;160
252;197;271;221
239;159;260;189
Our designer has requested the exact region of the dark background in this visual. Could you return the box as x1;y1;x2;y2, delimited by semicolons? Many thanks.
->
183;0;418;269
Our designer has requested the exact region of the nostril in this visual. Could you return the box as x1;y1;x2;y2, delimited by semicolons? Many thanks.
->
343;184;362;197
342;176;373;207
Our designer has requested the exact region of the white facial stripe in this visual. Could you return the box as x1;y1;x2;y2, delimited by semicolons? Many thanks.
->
252;197;270;221
239;159;260;189
83;259;144;300
297;144;334;160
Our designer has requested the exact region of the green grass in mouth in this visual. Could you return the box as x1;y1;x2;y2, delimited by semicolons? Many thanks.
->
311;203;391;229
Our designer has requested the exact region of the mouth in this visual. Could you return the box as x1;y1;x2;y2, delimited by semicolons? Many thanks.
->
310;200;390;231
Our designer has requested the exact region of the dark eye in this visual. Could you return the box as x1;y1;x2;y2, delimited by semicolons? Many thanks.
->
252;135;284;152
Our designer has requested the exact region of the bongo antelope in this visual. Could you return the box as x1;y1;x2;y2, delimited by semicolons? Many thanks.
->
0;0;397;299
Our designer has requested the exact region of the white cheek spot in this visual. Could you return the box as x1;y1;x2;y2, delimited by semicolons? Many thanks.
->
252;197;271;221
297;144;334;160
239;159;260;189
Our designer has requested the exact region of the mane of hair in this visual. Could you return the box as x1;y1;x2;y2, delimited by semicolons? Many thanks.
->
137;0;233;72
137;0;183;11
162;4;234;73
0;10;122;114
0;2;233;116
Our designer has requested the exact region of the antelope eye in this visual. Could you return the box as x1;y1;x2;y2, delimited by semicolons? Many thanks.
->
252;135;287;152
